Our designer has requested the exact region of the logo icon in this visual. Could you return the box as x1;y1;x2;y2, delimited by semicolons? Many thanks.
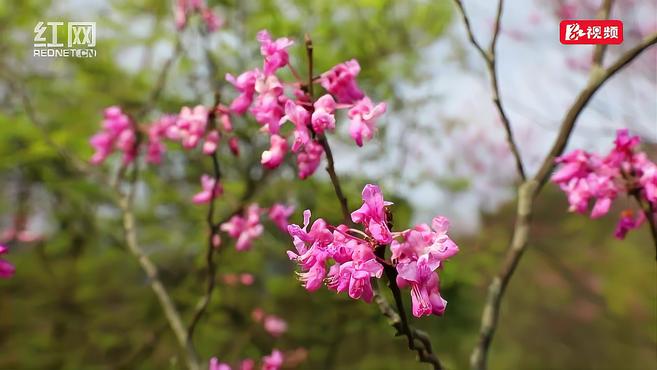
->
33;21;97;58
560;20;623;45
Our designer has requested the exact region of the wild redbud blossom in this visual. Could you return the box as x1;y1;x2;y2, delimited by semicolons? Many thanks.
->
220;204;264;251
296;141;324;179
90;106;136;165
280;100;311;152
351;184;393;244
263;315;288;337
175;0;221;32
268;203;295;231
348;98;387;147
146;115;177;164
0;245;15;279
261;135;288;169
552;129;657;239
287;210;333;291
311;94;336;134
251;307;265;322
192;175;223;204
240;273;254;285
253;75;287;133
203;130;220;155
201;7;222;32
257;30;294;76
176;105;208;149
614;210;645;239
229;137;240;156
226;69;259;114
320;59;365;104
209;358;231;370
262;349;284;370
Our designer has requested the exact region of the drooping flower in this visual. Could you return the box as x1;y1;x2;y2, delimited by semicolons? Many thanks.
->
176;105;208;149
192;175;223;204
268;203;295;231
261;135;288;169
203;130;220;155
351;184;393;244
0;245;15;279
226;69;259;114
347;97;387;147
220;204;264;251
252;74;287;133
287;210;333;291
262;349;284;370
296;140;323;179
311;94;336;134
614;210;646;239
320;59;365;104
396;259;447;317
280;100;311;152
257;30;294;76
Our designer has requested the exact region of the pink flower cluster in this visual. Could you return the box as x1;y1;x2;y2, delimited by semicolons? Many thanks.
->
175;0;222;32
552;129;657;239
222;273;254;286
90;106;137;165
209;349;283;370
224;30;386;179
0;244;15;279
287;184;459;317
251;308;288;337
218;203;294;251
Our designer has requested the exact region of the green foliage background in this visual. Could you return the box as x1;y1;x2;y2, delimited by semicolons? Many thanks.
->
0;1;655;369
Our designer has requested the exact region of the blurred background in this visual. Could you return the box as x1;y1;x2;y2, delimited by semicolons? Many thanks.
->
0;0;656;369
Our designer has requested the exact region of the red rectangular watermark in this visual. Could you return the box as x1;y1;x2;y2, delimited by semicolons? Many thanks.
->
560;20;623;45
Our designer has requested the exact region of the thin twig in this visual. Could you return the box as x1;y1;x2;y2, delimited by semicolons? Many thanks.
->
591;0;615;69
469;29;657;370
452;0;526;180
630;193;657;259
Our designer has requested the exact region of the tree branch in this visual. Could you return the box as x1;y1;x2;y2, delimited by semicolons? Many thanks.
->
452;0;526;180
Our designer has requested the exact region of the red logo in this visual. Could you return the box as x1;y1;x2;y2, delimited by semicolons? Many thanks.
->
560;20;623;45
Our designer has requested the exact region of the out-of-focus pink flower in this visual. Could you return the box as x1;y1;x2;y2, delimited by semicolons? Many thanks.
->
296;140;323;179
192;175;223;204
311;94;336;134
226;69;259;114
212;234;222;248
257;30;294;76
251;308;265;322
614;210;646;239
262;349;284;370
261;135;288;169
176;105;208;149
146;115;177;164
201;7;222;32
0;245;15;279
240;359;255;370
90;106;136;165
280;100;311;152
229;137;240;156
268;203;295;231
320;59;365;104
263;315;288;337
220;204;264;251
351;184;393;244
203;130;220;155
240;273;254;285
209;357;232;370
347;98;386;147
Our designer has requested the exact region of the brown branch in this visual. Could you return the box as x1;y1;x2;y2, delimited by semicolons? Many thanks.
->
452;0;526;180
630;193;657;259
470;29;657;370
591;0;614;69
118;164;200;370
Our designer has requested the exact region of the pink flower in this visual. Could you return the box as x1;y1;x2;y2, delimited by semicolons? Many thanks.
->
261;135;288;169
279;100;311;152
320;59;365;104
89;106;136;165
263;315;288;337
220;204;264;251
0;245;15;279
251;307;265;322
226;69;259;114
351;184;393;244
396;259;447;317
311;94;336;134
240;359;255;370
203;130;220;155
347;98;386;147
261;349;284;370
192;175;223;204
296;140;324;179
252;75;287;133
174;0;187;30
176;105;208;149
257;30;294;76
146;115;177;164
614;210;646;239
268;203;295;231
240;273;254;285
327;251;382;303
287;210;333;291
229;137;240;156
209;357;232;370
201;7;222;32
